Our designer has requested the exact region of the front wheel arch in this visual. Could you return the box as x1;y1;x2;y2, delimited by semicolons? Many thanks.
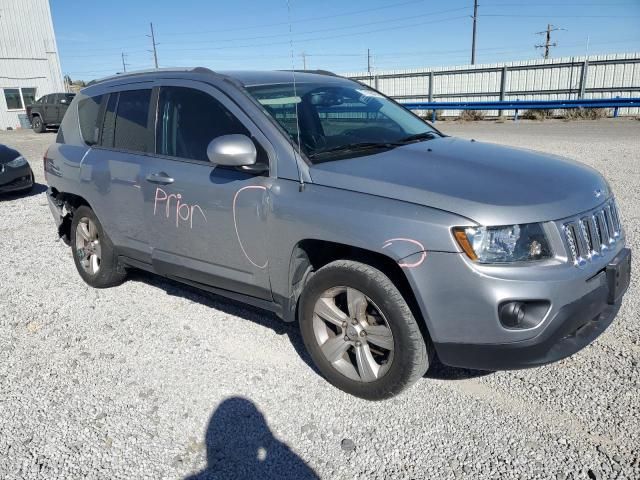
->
298;259;431;399
285;239;433;347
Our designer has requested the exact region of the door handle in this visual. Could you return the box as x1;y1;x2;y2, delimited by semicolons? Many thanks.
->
145;172;175;185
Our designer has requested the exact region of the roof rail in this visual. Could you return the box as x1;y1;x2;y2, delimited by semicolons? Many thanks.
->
279;69;340;77
86;67;216;86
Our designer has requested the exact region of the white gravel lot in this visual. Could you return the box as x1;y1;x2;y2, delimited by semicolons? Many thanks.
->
0;119;639;480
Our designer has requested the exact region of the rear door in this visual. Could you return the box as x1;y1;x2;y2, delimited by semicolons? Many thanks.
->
143;81;273;300
80;86;156;261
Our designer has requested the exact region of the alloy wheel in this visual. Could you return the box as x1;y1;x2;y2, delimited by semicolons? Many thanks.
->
312;286;394;382
75;217;102;275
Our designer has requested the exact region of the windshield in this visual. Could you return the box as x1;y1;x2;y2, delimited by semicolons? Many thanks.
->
246;82;439;162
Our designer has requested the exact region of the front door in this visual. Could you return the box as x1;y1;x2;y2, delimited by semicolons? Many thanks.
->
43;95;56;124
144;83;272;300
58;93;73;123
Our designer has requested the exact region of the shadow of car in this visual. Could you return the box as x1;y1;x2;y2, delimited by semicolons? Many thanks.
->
0;144;33;195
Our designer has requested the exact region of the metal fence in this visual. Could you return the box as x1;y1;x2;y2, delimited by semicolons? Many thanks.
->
344;52;640;117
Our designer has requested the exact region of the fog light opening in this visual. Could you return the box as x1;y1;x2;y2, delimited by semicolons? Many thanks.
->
500;301;526;328
499;300;550;330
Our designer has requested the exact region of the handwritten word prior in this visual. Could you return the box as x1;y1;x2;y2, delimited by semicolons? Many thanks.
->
154;187;207;228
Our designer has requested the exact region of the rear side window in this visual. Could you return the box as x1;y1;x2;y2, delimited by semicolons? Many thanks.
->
77;95;104;145
156;86;249;161
113;89;152;153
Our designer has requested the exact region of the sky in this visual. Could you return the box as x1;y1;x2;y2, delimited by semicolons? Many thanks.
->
50;0;640;81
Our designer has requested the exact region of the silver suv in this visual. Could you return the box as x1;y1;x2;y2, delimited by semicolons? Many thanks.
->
45;68;631;399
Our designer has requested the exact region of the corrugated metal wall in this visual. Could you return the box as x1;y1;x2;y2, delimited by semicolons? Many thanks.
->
345;53;640;116
0;0;64;129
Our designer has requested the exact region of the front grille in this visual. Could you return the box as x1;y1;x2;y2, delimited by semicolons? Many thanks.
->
563;199;622;266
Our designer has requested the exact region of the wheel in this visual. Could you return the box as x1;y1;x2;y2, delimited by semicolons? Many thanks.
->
70;205;126;288
298;260;430;400
32;116;44;133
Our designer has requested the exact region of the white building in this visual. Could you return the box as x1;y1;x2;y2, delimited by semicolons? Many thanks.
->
0;0;64;130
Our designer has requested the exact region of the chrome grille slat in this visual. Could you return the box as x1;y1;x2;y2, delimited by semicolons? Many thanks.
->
611;202;621;232
564;224;579;264
604;206;615;241
562;199;622;267
580;218;594;256
586;216;600;255
592;213;602;247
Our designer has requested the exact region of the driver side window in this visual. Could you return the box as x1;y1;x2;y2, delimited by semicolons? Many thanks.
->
156;87;251;162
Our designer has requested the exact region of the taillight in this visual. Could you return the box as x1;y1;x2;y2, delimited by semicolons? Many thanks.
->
43;147;50;176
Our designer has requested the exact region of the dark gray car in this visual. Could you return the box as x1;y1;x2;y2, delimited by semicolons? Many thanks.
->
45;68;631;399
0;144;33;194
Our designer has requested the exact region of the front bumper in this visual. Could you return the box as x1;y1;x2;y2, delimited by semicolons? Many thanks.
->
434;281;621;370
0;164;33;193
402;239;630;370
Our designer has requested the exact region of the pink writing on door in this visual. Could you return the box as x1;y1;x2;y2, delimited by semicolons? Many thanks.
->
154;187;207;228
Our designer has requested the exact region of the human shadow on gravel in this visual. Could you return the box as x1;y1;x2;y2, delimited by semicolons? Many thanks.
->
128;271;319;374
0;182;47;200
185;397;319;480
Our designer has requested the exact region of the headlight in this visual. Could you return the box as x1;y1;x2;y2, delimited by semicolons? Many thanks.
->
453;223;552;263
6;156;28;168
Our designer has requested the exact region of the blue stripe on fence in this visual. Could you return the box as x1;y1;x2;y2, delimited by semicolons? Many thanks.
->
400;97;639;121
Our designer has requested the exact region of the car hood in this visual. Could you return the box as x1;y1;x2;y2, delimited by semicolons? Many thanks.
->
0;144;21;164
309;136;610;226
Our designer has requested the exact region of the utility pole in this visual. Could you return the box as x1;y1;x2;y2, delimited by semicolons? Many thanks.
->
148;22;159;69
471;0;478;65
367;48;372;76
301;52;307;70
121;52;129;72
536;24;563;59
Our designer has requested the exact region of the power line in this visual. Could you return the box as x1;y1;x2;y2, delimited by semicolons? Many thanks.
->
482;14;640;18
61;5;471;53
160;0;429;37
55;0;432;48
156;15;469;53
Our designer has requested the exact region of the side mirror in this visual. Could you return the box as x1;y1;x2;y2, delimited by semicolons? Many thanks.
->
206;134;257;167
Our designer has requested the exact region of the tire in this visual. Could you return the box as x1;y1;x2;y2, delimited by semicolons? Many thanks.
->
32;116;45;133
70;205;126;288
298;260;430;400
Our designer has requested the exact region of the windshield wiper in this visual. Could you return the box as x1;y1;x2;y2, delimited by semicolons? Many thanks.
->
395;131;440;144
309;142;398;158
308;133;442;159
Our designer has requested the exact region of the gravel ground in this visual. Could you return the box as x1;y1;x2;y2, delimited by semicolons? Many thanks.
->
0;119;639;480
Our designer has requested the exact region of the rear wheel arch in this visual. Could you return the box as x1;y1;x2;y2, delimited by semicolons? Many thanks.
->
50;190;93;244
285;239;432;345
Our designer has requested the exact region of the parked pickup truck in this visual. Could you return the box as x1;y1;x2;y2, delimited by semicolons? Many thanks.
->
27;93;75;133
